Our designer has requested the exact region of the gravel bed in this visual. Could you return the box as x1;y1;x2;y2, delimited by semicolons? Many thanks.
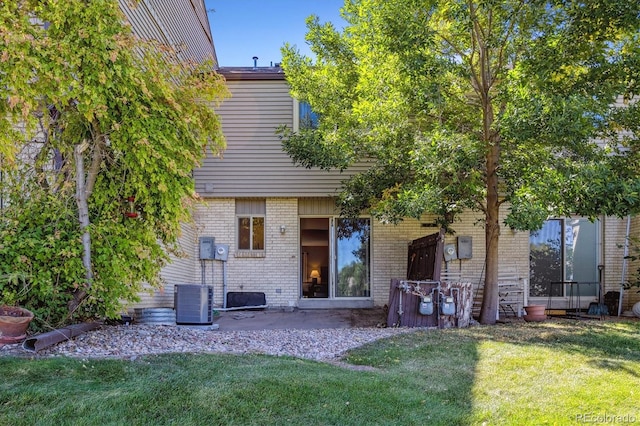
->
2;325;416;361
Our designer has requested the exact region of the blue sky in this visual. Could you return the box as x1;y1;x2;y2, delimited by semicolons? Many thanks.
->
205;0;346;67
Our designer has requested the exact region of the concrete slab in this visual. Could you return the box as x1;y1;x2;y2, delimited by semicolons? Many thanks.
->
213;308;386;331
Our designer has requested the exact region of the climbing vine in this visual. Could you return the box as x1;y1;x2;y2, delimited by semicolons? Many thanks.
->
0;0;228;328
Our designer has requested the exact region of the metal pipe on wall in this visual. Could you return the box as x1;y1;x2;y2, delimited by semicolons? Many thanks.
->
222;261;228;309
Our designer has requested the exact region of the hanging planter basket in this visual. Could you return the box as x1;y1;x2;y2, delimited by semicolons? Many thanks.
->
0;306;34;344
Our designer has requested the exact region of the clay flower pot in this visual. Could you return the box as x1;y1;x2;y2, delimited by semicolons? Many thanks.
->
0;306;34;344
523;305;547;322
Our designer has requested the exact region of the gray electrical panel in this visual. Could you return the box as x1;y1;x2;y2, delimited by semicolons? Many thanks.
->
457;236;472;259
199;237;215;260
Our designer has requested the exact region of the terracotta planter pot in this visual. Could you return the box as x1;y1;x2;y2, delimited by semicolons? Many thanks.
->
523;305;547;322
0;306;34;343
524;305;546;316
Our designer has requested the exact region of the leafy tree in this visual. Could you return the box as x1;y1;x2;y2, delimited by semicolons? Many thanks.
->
0;0;227;328
279;0;640;324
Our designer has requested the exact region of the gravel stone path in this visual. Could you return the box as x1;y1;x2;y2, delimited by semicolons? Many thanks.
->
1;325;416;361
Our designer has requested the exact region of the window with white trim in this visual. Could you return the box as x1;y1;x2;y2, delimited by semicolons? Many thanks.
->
236;199;265;251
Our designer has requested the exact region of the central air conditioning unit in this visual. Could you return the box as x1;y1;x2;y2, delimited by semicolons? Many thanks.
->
174;284;213;325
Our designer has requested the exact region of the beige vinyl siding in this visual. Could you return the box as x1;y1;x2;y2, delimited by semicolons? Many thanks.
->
195;79;370;197
134;222;200;309
298;198;339;215
118;0;216;64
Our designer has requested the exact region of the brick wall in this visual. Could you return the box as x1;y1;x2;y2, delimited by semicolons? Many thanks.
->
143;198;637;313
602;216;626;291
194;198;299;308
372;208;530;307
261;198;299;307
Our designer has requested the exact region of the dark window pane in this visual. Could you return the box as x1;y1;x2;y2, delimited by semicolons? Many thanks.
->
299;102;319;129
238;217;250;250
252;217;264;250
529;219;562;297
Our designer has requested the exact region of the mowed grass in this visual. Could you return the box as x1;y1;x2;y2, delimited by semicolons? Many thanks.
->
1;319;639;425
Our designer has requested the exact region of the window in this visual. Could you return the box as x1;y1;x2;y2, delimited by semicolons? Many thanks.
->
529;218;600;298
293;99;319;131
236;200;265;251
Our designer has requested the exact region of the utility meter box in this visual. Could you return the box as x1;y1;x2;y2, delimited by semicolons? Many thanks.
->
457;236;472;259
199;237;215;260
443;244;457;261
419;296;434;316
214;244;229;262
441;295;456;316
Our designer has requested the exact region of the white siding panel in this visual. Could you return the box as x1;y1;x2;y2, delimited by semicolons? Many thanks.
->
120;0;166;44
194;80;370;197
119;0;216;64
149;0;215;63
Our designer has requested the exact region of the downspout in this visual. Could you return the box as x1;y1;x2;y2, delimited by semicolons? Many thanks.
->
222;261;228;309
619;215;631;316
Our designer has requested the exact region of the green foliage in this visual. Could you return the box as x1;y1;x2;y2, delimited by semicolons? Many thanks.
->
0;186;83;329
0;0;228;326
280;0;640;323
280;0;640;228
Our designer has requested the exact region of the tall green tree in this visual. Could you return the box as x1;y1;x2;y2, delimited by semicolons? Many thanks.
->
279;0;640;324
0;0;227;327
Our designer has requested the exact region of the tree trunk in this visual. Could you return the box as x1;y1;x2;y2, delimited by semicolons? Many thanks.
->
473;16;501;325
69;142;92;314
479;133;501;324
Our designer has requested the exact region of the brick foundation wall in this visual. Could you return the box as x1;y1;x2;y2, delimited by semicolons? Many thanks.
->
194;198;299;308
145;197;637;313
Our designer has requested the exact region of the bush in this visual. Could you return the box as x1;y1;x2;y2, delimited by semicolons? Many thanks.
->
0;191;84;330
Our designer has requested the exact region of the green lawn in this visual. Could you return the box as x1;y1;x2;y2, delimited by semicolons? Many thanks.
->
1;319;639;425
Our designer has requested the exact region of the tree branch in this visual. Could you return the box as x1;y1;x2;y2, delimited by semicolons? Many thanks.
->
85;133;104;197
69;140;92;314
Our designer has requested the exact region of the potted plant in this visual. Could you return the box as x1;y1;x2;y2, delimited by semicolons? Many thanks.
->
0;305;34;344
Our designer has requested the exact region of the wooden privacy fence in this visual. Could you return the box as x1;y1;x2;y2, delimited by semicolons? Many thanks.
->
386;279;473;328
407;230;444;281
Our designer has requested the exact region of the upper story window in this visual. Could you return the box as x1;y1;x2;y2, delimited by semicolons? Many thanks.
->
293;99;319;131
236;199;265;252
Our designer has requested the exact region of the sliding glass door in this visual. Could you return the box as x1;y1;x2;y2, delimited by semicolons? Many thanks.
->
529;218;599;298
300;217;371;299
335;218;370;297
